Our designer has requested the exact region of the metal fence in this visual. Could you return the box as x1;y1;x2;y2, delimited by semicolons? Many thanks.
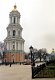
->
32;63;46;78
32;60;55;78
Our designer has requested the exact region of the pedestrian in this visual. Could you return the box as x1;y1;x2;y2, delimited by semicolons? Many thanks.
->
10;63;11;67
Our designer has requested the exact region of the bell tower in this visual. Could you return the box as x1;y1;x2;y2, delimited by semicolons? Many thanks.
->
4;5;25;63
9;5;20;24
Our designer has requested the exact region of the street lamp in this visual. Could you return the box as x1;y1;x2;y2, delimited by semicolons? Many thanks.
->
29;46;35;79
29;46;33;64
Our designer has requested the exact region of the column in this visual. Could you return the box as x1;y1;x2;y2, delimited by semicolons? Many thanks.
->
18;42;21;50
18;42;19;50
18;18;20;24
15;17;17;23
12;17;14;23
21;42;22;50
15;42;16;50
20;42;22;50
10;17;12;24
10;42;11;50
16;42;18;50
10;30;12;37
16;29;18;36
9;42;10;50
7;42;9;50
6;43;8;50
22;43;24;51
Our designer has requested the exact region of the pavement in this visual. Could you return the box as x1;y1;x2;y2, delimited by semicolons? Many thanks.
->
0;64;55;80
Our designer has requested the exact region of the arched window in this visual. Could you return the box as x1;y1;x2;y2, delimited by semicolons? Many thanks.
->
13;30;16;36
14;17;15;24
13;45;15;50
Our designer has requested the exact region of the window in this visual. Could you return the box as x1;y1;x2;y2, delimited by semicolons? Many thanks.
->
13;30;16;36
14;17;15;24
13;45;15;50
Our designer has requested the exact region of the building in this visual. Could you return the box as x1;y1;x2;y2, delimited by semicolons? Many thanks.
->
51;48;55;60
4;5;25;63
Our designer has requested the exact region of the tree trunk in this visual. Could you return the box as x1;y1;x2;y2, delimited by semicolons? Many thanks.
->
40;57;41;62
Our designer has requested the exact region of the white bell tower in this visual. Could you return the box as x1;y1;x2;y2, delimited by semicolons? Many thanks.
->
4;5;25;52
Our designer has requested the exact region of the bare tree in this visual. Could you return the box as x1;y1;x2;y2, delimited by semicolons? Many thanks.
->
38;48;47;62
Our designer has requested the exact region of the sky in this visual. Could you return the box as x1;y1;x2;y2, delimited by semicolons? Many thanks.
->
0;0;55;53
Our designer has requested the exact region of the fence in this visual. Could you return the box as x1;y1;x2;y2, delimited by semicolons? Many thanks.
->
32;63;46;78
32;60;55;78
46;60;55;66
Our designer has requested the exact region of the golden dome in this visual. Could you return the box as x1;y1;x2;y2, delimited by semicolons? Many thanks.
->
14;5;17;9
12;4;17;11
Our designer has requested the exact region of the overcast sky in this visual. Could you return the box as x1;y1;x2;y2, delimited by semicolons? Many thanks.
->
0;0;55;53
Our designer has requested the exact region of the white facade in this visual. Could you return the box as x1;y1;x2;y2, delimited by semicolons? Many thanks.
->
4;5;25;52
